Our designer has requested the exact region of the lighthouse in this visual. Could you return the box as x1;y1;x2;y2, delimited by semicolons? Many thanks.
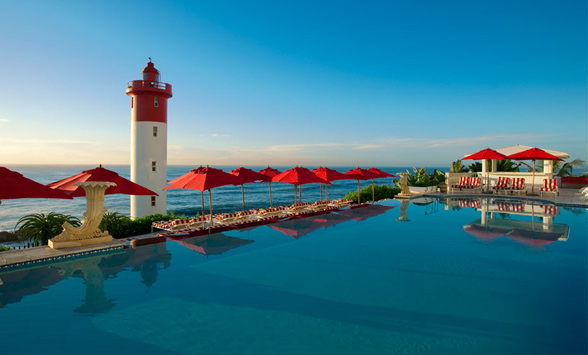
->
126;59;172;217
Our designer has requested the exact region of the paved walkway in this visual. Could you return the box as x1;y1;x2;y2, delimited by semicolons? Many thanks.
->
0;240;125;271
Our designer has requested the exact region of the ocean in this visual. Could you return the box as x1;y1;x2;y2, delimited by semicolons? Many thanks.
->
0;165;439;232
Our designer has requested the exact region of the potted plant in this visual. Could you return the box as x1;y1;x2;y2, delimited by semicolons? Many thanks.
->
398;167;445;194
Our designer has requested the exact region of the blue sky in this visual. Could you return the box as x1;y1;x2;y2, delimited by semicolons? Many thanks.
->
1;0;586;167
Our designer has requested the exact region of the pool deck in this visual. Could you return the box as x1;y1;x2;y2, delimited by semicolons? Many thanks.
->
1;189;586;270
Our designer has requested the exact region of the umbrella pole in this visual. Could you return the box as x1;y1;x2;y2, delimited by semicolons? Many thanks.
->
357;180;361;204
320;184;323;201
532;160;536;193
299;185;302;202
208;190;213;227
269;182;273;208
201;191;205;217
241;184;245;211
294;185;298;205
371;178;375;203
326;184;328;203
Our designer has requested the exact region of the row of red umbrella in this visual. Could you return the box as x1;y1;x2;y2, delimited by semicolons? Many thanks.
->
463;147;563;192
163;166;398;226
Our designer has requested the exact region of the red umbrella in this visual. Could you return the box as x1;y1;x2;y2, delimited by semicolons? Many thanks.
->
230;167;268;211
312;167;353;202
272;167;329;206
0;166;73;202
462;148;508;189
367;168;398;202
258;166;282;208
343;167;380;204
163;166;247;226
47;165;157;197
507;147;564;193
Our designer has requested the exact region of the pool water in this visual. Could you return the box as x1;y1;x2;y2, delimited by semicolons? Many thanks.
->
1;197;586;354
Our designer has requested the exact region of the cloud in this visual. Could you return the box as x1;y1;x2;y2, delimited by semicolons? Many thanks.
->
0;116;11;123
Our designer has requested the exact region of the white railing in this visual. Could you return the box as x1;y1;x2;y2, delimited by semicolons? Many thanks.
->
127;80;168;90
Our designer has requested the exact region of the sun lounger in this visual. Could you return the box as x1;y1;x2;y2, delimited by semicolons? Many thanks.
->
450;176;481;193
507;178;526;195
492;177;511;194
329;198;353;208
539;178;558;197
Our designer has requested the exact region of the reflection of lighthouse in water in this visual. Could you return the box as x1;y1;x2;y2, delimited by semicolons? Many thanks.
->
126;59;173;217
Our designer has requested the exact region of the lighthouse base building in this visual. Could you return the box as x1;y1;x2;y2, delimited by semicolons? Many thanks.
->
126;60;172;218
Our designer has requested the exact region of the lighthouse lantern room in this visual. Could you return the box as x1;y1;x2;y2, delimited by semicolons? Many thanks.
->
126;59;172;218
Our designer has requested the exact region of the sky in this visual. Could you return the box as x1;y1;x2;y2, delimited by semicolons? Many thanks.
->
0;0;586;167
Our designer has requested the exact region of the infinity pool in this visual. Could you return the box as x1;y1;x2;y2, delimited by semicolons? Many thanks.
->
1;197;586;354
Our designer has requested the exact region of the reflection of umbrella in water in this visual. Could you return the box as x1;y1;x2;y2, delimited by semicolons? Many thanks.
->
174;233;254;256
0;166;73;202
336;204;395;222
462;224;508;242
270;216;327;239
506;228;561;246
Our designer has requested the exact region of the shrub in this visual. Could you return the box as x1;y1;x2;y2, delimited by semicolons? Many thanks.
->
397;167;445;188
344;184;400;204
99;212;132;239
127;213;172;236
0;246;11;252
15;212;81;246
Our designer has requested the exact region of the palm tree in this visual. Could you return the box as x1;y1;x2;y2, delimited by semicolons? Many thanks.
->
15;212;80;246
554;158;586;176
493;159;521;172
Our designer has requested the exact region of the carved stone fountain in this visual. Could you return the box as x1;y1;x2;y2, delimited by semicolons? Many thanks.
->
49;181;116;249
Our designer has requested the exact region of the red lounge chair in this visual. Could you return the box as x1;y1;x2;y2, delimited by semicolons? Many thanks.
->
540;178;559;197
492;177;511;194
508;178;526;195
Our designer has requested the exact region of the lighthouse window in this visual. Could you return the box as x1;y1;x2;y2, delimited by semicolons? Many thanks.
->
151;196;156;207
154;97;159;107
152;161;157;172
153;126;158;137
131;97;134;108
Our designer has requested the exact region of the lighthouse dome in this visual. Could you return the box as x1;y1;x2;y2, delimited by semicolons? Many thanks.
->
141;60;160;81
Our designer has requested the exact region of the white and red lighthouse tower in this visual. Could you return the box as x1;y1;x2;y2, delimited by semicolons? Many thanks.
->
126;59;172;217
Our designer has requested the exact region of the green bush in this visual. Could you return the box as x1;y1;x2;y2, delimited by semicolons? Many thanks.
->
397;167;445;188
344;184;400;204
0;246;11;252
15;212;81;246
99;212;132;239
127;213;172;236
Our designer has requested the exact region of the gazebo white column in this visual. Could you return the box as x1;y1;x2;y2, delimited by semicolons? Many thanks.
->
49;181;116;249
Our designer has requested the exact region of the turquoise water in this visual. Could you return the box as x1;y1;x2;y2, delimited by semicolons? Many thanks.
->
1;197;586;354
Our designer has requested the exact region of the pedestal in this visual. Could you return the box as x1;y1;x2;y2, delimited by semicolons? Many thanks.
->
49;181;116;249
